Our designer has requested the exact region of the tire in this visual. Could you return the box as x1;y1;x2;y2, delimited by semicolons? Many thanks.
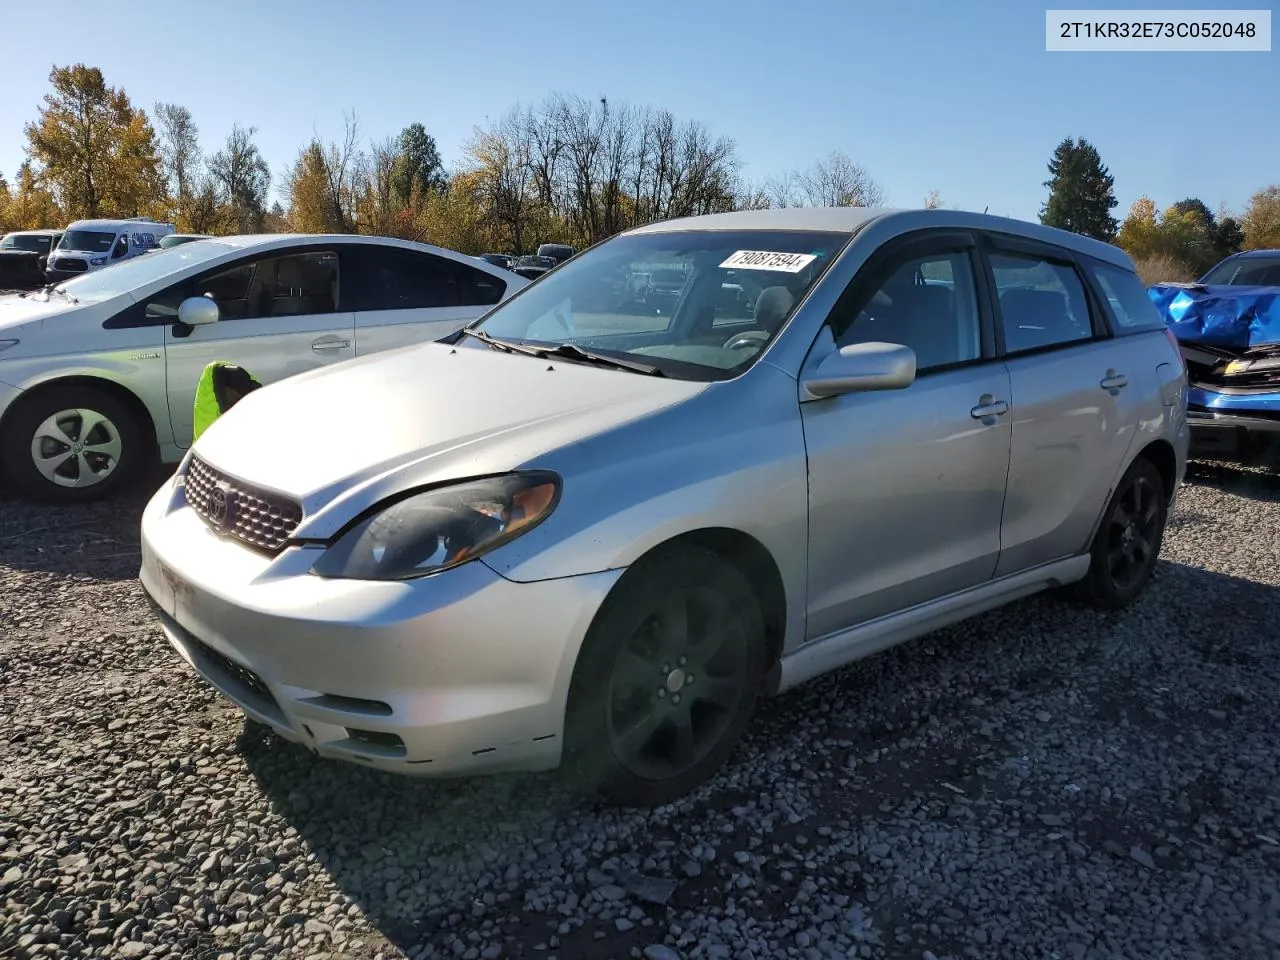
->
1072;457;1168;610
563;545;767;807
0;384;146;503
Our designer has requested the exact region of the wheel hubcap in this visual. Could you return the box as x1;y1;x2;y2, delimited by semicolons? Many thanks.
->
1106;476;1160;590
30;408;123;488
606;587;749;781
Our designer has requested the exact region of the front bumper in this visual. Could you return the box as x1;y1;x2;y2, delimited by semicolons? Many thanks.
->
1186;385;1280;455
138;479;623;776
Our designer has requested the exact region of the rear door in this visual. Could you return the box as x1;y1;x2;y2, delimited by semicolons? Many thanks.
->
343;245;509;355
158;247;355;447
980;233;1144;576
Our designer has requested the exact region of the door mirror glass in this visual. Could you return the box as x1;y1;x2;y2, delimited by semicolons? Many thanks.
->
801;341;917;400
178;296;220;327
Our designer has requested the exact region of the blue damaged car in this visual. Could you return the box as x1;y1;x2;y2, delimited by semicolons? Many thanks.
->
1148;249;1280;457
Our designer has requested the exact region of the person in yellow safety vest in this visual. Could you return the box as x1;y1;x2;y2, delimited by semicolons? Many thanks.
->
192;361;262;443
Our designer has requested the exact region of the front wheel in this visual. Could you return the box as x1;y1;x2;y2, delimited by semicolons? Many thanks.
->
1073;457;1168;610
0;385;146;503
563;546;767;807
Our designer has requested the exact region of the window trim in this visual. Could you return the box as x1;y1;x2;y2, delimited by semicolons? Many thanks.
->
977;231;1111;360
821;228;997;377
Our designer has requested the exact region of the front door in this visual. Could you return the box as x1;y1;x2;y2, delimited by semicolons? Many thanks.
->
800;232;1013;639
156;248;355;447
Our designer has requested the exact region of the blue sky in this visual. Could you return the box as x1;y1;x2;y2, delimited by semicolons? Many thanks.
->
3;0;1276;223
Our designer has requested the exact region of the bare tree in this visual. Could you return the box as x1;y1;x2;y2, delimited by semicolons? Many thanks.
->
791;151;885;207
208;123;270;231
465;105;535;252
923;189;942;209
153;102;201;203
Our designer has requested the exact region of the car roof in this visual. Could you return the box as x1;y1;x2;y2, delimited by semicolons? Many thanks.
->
1228;248;1280;258
65;218;174;230
624;206;1133;269
4;228;62;236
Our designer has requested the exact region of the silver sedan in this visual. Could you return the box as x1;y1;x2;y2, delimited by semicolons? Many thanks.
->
139;207;1189;807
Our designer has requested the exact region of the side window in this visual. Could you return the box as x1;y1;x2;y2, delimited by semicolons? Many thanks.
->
455;260;507;306
834;247;982;372
111;236;129;259
348;249;460;311
194;262;258;320
989;251;1095;353
246;251;339;318
1085;260;1166;332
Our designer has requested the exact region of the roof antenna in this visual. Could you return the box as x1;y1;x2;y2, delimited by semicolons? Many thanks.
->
983;205;989;214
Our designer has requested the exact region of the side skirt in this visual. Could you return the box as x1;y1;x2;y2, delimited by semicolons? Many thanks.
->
773;555;1090;694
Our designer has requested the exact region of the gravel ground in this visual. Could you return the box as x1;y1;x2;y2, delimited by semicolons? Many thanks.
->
2;458;1279;960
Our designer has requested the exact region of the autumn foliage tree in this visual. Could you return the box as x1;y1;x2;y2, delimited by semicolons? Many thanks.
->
1118;195;1246;282
23;64;164;220
1240;185;1280;251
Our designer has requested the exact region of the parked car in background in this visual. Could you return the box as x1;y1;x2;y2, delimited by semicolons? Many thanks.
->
157;233;213;250
1148;248;1280;458
136;207;1188;808
0;233;526;501
475;253;515;271
46;217;177;282
513;254;556;280
1;231;62;291
1;228;65;275
537;242;576;265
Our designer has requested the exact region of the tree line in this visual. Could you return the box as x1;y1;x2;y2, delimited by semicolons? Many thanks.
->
1038;136;1279;283
1;64;1276;277
0;64;892;255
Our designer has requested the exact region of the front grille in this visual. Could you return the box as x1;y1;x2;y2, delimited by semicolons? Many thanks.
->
54;258;87;272
185;455;303;553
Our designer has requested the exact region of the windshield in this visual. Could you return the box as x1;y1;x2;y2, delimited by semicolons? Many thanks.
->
517;256;552;268
1;233;53;253
51;240;236;303
471;229;845;380
1200;255;1280;286
58;230;117;253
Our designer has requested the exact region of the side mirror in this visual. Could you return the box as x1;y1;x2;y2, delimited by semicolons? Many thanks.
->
800;341;917;400
177;296;220;327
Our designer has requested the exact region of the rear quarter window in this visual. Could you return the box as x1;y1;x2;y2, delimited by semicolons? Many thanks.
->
1085;260;1166;332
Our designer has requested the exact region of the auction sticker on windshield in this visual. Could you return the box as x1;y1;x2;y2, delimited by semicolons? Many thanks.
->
719;250;817;272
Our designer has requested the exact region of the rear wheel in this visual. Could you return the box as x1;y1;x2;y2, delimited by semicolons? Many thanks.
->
564;546;767;807
0;385;145;503
1073;457;1168;609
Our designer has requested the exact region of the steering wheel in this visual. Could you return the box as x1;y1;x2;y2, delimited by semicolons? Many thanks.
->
723;330;771;352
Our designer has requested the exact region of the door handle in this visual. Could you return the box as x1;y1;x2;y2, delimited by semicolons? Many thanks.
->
312;338;351;353
970;395;1009;420
1100;369;1128;393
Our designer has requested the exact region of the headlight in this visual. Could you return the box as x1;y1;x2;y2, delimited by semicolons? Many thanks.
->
310;472;561;581
90;257;106;266
0;340;18;353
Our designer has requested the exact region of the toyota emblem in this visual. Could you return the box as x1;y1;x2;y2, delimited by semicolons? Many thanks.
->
206;483;235;529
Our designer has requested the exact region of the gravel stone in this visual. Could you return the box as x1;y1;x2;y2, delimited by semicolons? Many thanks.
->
3;458;1280;959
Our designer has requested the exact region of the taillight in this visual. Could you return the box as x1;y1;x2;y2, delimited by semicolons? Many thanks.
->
1163;327;1187;373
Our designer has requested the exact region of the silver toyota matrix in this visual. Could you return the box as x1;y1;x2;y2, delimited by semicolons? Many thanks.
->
138;208;1190;807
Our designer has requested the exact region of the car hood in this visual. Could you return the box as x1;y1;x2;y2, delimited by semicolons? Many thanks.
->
192;340;709;513
0;294;83;332
1149;282;1280;349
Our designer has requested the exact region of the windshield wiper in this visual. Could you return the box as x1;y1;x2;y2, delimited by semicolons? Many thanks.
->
535;343;665;376
459;328;664;376
458;327;546;357
19;284;77;304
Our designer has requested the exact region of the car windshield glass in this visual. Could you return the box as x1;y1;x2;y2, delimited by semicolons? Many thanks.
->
58;230;117;253
471;229;844;381
159;235;193;248
51;240;237;303
1200;255;1280;286
2;234;51;252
